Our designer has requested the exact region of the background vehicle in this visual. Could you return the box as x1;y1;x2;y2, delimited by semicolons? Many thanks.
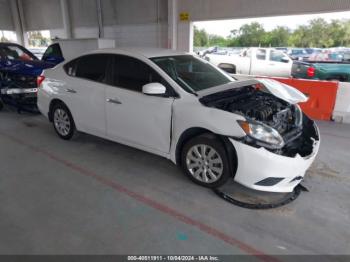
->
0;39;109;110
292;51;350;81
286;48;310;61
196;46;218;57
205;47;292;77
38;48;319;193
305;48;322;56
0;43;60;110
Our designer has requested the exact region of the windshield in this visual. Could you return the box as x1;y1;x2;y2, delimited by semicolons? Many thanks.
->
151;55;233;93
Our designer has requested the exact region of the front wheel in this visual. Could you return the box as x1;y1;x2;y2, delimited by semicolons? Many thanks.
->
52;103;76;140
181;134;232;188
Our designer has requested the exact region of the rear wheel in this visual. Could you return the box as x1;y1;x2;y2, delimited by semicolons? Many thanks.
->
181;134;232;188
52;103;75;140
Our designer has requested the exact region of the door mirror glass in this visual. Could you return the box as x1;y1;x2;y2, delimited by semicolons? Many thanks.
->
142;83;166;95
281;57;290;63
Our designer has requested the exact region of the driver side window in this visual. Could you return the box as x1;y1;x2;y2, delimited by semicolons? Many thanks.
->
270;50;286;62
112;55;174;96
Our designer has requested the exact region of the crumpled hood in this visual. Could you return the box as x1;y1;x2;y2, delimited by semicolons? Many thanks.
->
197;79;308;104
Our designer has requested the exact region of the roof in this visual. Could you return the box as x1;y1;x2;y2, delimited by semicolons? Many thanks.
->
90;47;188;59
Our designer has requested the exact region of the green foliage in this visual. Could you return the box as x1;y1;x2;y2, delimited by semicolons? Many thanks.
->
194;18;350;48
28;31;51;47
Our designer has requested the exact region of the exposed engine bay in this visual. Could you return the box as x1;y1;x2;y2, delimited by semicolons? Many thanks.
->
199;85;319;157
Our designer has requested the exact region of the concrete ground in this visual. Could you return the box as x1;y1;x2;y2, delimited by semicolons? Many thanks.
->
0;107;349;257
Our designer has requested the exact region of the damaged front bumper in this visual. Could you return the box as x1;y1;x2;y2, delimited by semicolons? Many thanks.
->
229;123;320;193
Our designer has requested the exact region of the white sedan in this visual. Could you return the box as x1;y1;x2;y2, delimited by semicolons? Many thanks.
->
37;48;320;193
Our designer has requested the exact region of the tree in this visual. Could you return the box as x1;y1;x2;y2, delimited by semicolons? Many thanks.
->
193;26;209;47
208;34;229;47
28;31;50;47
288;25;309;47
0;31;9;42
235;22;266;47
265;26;290;47
193;18;350;48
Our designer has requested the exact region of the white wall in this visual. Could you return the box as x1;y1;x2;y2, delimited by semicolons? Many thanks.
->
103;23;168;48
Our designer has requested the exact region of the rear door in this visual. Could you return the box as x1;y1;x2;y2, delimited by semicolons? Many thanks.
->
105;55;175;154
62;54;111;137
250;48;269;76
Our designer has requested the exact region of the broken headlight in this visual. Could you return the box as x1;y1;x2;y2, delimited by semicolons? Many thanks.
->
238;120;285;149
294;104;303;127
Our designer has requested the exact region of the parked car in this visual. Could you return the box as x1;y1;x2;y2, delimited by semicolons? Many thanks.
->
38;48;320;193
292;51;350;82
304;48;322;56
0;42;63;110
275;47;288;53
308;50;350;62
286;48;310;61
205;47;293;77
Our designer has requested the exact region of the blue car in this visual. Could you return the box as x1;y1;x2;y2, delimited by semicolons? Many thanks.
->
0;42;64;111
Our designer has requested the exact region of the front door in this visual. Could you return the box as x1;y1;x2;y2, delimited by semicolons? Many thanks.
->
105;55;174;154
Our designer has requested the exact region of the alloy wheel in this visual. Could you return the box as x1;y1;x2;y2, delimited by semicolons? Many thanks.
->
186;144;224;184
53;108;71;137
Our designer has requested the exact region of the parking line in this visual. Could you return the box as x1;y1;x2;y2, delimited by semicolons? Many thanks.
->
0;131;280;262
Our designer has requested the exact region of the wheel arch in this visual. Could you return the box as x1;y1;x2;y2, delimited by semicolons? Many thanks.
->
175;127;238;178
48;99;68;122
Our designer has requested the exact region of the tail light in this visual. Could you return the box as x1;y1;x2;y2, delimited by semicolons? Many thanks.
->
37;75;45;87
307;67;315;77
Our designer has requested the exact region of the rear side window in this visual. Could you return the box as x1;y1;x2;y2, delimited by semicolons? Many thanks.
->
256;49;266;60
74;54;110;83
112;55;171;93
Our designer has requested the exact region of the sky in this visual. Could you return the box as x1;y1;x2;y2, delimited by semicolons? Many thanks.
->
194;11;350;38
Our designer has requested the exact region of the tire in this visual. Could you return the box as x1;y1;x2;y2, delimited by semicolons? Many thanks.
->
181;134;232;188
0;99;3;111
52;102;76;140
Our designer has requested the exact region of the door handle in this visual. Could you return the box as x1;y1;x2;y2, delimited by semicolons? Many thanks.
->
106;98;122;105
66;88;77;94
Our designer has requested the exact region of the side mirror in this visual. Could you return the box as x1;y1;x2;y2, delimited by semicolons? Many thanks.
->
142;83;167;96
281;57;290;63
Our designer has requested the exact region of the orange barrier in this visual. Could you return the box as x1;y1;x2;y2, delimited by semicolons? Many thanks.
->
262;77;339;121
